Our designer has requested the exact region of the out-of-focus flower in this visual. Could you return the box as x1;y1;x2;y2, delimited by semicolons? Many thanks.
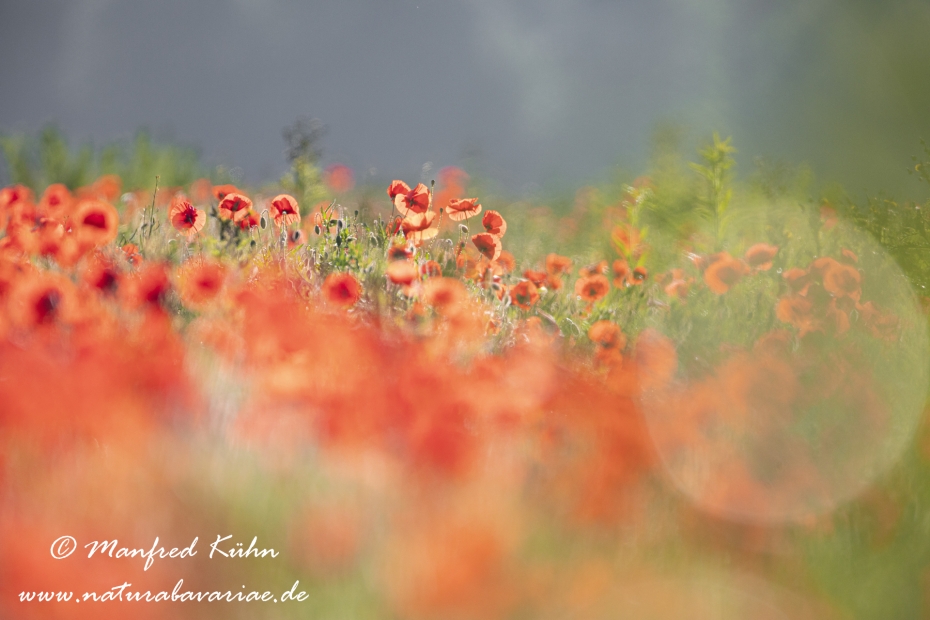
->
323;272;362;307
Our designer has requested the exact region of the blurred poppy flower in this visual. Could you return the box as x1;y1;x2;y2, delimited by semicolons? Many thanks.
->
212;184;241;201
387;260;419;286
822;261;861;301
703;253;747;294
420;260;442;278
237;209;261;230
124;262;171;310
73;200;119;247
546;253;572;275
510;280;539;309
178;260;227;309
323;272;362;307
39;183;74;219
402;211;439;244
325;164;355;193
575;274;610;303
744;243;778;271
422;277;466;315
632;266;648;284
588;320;626;350
8;272;77;329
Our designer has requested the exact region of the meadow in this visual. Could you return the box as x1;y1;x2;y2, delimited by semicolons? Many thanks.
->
2;127;930;619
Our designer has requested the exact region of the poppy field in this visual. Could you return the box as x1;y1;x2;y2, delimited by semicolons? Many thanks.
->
2;133;930;619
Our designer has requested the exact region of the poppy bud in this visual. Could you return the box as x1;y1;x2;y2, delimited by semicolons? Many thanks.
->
314;225;321;235
460;224;469;234
337;219;345;231
260;215;267;229
354;210;359;218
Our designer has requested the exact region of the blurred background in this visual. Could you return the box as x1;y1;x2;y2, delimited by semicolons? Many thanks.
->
1;0;929;193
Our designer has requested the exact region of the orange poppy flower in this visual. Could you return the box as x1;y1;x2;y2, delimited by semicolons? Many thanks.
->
80;253;121;294
91;174;121;202
189;178;212;203
212;184;241;201
523;269;547;288
388;243;413;260
578;260;608;278
420;260;442;278
481;210;507;237
8;272;77;329
178;259;227;309
121;243;142;265
510;280;539;309
387;180;410;200
422;277;466;315
445;197;482;222
72;200;119;247
588;320;626;350
703;253;747;294
322;272;362;307
782;267;810;295
237;209;261;230
495;251;515;273
822;261;861;300
840;248;858;265
39;183;74;219
402;211;439;244
545;253;572;275
386;260;419;286
123;262;171;309
393;183;430;217
218;192;253;221
0;184;35;212
776;295;818;335
471;233;501;261
744;243;778;271
631;266;648;284
35;217;65;257
612;259;630;287
169;196;206;238
270;194;301;227
324;164;355;193
575;274;610;303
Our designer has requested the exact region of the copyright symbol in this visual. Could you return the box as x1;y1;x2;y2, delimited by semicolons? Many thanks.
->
50;536;77;559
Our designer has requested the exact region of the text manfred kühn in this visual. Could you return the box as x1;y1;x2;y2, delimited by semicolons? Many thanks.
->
84;535;278;571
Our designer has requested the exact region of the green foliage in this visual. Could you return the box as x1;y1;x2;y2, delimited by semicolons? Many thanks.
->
689;132;737;251
0;125;211;192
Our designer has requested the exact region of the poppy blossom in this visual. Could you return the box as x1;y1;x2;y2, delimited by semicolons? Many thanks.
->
386;260;419;286
387;243;413;261
324;164;355;193
744;243;778;271
546;253;572;275
481;210;507;238
81;253;121;294
588;320;626;350
178;260;227;309
218;193;253;221
237;209;261;230
631;266;648;284
121;243;142;265
8;272;77;328
322;272;362;307
776;295;818;335
420;260;442;278
822;261;861;300
703;253;747;294
471;233;501;261
523;269;547;288
393;183;430;217
270;194;301;227
612;259;630;287
422;277;466;315
91;174;122;202
387;180;410;200
495;251;515;274
575;274;610;303
73;200;119;247
39;183;74;219
445;197;482;222
123;262;172;310
578;260;608;278
169;196;206;238
402;211;438;244
510;280;539;309
840;248;858;265
782;268;810;295
212;184;241;201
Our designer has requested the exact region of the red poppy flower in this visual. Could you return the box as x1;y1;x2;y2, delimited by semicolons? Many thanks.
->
8;272;77;329
523;269;547;288
588;320;626;350
212;184;241;201
782;267;810;295
237;209;261;230
471;233;501;261
402;211;439;244
325;164;355;193
387;260;419;286
632;266;648;284
387;180;411;200
612;259;630;287
509;280;539;309
744;243;778;271
422;277;466;315
822;261;861;300
575;274;610;303
81;253;121;294
545;253;572;275
73;200;119;247
178;259;227;309
495;251;515;273
123;262;171;310
218;193;253;221
322;272;362;307
121;243;142;265
703;253;747;294
393;183;430;217
481;210;507;238
39;183;74;219
270;194;301;227
776;295;819;336
420;260;442;278
445;197;482;222
169;196;206;238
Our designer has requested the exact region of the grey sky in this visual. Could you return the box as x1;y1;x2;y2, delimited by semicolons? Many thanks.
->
1;0;928;192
